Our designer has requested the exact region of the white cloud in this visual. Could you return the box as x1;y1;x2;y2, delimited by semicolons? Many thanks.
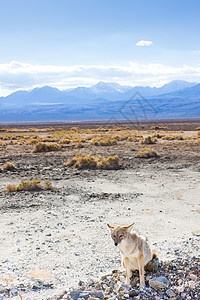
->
194;49;200;54
136;40;153;46
0;60;200;96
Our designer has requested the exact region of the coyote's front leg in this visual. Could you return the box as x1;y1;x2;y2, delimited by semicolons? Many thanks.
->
123;257;132;285
138;251;145;286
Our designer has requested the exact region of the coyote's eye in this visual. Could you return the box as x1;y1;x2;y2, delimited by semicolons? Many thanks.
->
113;234;116;238
119;235;123;238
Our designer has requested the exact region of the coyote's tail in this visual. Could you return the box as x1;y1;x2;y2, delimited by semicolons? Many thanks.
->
152;250;158;259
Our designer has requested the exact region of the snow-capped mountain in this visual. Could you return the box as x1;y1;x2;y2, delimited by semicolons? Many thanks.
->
0;80;199;123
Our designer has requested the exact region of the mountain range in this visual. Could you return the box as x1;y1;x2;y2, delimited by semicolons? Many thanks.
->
0;80;200;123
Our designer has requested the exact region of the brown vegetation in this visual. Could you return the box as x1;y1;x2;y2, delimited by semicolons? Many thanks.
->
0;162;16;172
33;142;61;152
141;136;157;145
89;137;118;146
151;125;168;130
6;180;54;192
161;135;185;141
64;154;121;169
136;147;159;158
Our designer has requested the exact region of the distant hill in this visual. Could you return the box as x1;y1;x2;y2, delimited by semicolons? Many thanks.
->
0;80;199;123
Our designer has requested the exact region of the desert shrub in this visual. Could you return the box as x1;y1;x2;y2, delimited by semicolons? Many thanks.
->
59;138;71;144
33;142;61;152
6;184;17;192
41;137;58;143
75;142;84;148
152;133;165;139
141;136;156;145
27;138;40;145
6;180;54;192
151;125;168;130
26;135;41;144
90;137;118;146
0;134;13;140
1;162;17;171
161;135;184;141
64;154;120;170
97;156;120;170
1;127;56;133
127;136;139;142
74;154;97;169
136;147;158;158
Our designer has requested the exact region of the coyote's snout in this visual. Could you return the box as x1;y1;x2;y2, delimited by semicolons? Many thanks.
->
107;222;157;287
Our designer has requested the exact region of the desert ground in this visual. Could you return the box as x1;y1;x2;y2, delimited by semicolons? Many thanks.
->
0;120;200;299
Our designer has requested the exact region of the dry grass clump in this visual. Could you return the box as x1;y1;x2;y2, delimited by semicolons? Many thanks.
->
90;137;118;146
1;127;56;133
0;134;15;140
151;125;168;130
27;137;41;145
75;142;84;148
161;135;185;140
141;136;157;145
136;147;159;158
97;156;121;170
59;138;71;145
0;162;17;172
33;142;61;152
152;133;165;139
64;154;120;169
6;180;54;192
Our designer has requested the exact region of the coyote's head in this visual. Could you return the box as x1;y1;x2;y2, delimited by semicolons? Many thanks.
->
107;223;134;246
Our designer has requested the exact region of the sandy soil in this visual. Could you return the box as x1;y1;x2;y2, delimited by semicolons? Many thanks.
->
0;123;200;299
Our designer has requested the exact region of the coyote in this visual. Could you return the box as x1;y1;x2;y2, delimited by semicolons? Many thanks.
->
107;222;157;286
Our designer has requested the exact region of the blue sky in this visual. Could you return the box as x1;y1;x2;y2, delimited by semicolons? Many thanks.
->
0;0;200;95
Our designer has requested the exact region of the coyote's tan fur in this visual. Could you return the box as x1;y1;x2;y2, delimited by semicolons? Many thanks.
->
107;222;157;286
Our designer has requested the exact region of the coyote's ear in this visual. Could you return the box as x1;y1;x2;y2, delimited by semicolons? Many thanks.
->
124;222;134;232
107;223;115;231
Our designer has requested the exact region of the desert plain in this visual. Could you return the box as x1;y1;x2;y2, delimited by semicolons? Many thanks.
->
0;120;200;299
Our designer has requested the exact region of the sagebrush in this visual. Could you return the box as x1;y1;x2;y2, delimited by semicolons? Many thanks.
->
64;154;120;169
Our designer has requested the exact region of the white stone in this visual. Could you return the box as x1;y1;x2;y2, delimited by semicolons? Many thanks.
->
188;280;196;289
176;284;184;293
189;274;197;281
149;276;169;289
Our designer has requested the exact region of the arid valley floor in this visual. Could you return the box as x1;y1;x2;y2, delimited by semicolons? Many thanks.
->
0;120;200;299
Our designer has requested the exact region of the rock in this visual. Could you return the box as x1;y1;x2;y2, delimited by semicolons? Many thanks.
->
116;282;130;292
129;289;139;297
69;290;104;300
79;291;90;299
149;276;169;289
189;274;197;281
10;288;18;295
145;258;159;272
176;284;184;293
90;291;104;299
78;280;85;286
69;290;83;300
188;280;196;289
166;289;176;298
32;285;41;291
